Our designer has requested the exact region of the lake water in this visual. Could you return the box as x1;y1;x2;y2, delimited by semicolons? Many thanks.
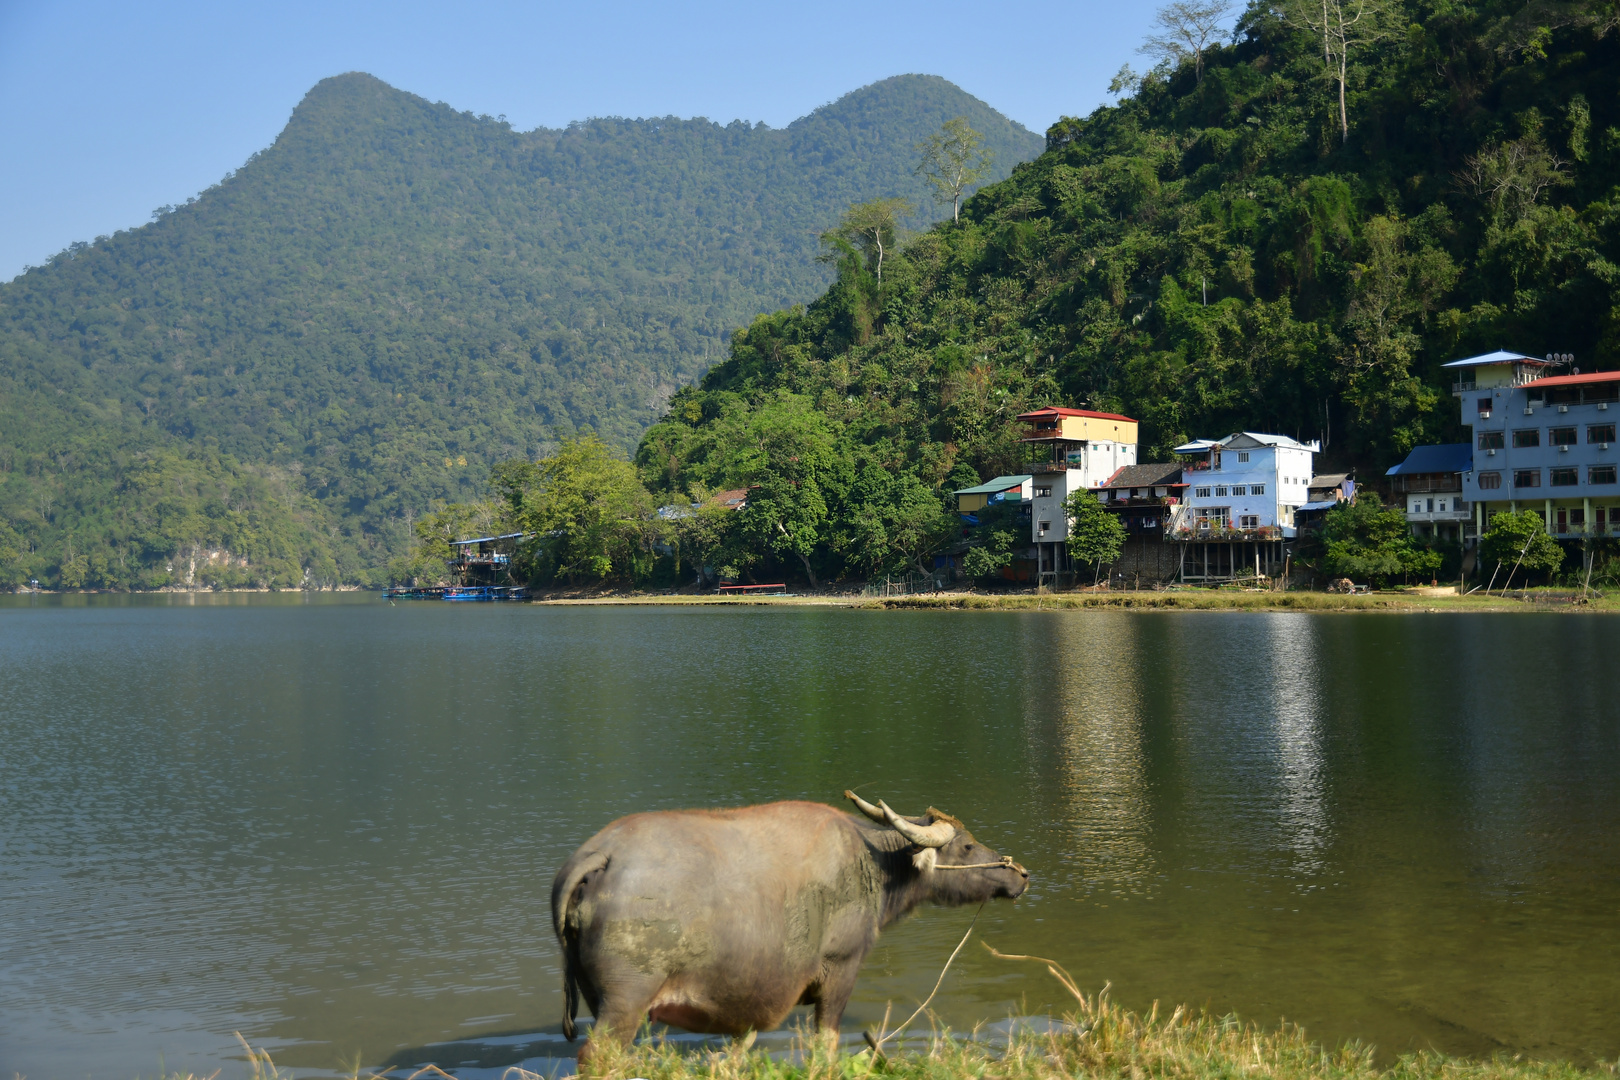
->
2;597;1617;1078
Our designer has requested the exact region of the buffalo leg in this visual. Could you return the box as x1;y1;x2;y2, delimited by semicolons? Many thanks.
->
576;968;664;1070
811;958;863;1037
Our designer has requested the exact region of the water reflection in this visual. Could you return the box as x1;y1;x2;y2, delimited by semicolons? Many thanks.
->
1263;615;1329;871
1024;614;1154;896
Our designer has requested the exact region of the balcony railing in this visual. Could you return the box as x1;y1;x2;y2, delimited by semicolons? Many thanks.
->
1165;505;1284;539
1390;476;1463;494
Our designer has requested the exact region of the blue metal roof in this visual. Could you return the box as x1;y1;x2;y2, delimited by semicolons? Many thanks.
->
1385;444;1472;476
1440;350;1549;369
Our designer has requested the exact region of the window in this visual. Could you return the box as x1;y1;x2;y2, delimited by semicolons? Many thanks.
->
1237;451;1250;463
1512;429;1541;448
1478;397;1493;417
1195;486;1212;498
1437;499;1447;512
1213;452;1222;469
1197;507;1230;530
1033;485;1052;498
1038;520;1051;534
1478;471;1502;490
1589;424;1616;444
1239;514;1259;529
1230;485;1246;496
1514;469;1541;488
1250;483;1265;495
1571;508;1585;527
1550;427;1578;446
1591;465;1618;485
1427;498;1435;512
1478;431;1505;450
1215;486;1228;497
1551;467;1578;486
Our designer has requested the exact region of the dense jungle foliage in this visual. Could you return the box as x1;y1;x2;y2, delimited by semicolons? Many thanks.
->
600;0;1620;588
0;73;1040;588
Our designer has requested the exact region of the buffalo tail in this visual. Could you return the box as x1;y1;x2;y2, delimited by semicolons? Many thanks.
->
550;850;609;1041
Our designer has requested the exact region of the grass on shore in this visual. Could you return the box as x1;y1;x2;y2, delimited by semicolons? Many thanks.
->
864;590;1565;612
533;586;1620;613
569;985;1612;1080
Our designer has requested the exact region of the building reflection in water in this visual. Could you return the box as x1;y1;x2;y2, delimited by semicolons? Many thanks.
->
1260;613;1330;871
1021;613;1155;896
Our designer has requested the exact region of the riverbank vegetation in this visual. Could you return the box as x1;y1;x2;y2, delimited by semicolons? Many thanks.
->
568;989;1612;1080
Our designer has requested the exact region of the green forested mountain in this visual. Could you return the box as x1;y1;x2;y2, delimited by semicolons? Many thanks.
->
0;72;1040;587
620;0;1620;586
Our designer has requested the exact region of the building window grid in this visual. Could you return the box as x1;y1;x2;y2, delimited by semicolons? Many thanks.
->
1589;424;1616;444
1549;427;1578;446
1512;429;1541;448
1592;465;1618;485
1479;432;1505;450
1550;467;1578;487
1513;469;1541;488
1251;484;1265;495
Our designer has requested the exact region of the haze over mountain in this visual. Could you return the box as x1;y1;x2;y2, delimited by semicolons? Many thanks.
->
0;72;1041;587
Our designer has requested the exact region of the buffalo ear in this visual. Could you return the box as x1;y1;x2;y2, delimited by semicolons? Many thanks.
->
912;847;937;873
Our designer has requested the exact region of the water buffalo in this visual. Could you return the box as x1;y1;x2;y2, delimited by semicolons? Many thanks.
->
549;791;1028;1063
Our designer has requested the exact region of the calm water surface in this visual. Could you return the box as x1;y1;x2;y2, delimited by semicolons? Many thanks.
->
1;597;1617;1078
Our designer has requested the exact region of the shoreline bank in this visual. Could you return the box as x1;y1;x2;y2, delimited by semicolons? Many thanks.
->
529;588;1617;613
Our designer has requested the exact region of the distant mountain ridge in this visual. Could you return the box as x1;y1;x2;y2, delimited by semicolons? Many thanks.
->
0;72;1042;587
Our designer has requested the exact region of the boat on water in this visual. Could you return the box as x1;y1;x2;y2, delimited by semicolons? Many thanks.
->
383;585;528;602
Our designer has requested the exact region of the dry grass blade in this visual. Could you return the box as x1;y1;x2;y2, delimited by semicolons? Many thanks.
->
867;902;983;1054
981;942;1089;1010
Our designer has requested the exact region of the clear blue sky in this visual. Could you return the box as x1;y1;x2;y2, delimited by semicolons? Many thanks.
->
0;0;1182;281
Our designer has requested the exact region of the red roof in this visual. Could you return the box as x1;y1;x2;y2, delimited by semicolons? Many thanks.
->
1527;369;1620;389
1017;406;1138;423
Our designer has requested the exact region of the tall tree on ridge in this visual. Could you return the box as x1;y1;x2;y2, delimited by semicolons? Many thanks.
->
823;198;913;283
1139;0;1235;83
914;117;994;223
1276;0;1393;142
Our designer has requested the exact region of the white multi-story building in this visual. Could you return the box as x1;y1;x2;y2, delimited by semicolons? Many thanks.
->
1168;432;1318;582
1172;433;1317;536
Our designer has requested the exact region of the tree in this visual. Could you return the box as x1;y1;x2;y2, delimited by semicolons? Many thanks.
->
1275;0;1392;142
822;198;913;283
1315;497;1442;586
1140;0;1235;83
501;436;659;584
1479;509;1565;591
1063;490;1127;585
914;118;994;223
838;468;954;577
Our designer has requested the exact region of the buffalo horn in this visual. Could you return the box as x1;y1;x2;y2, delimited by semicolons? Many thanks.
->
878;800;957;847
845;790;888;824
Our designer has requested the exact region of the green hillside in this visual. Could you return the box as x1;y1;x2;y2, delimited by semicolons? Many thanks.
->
620;0;1620;586
0;72;1041;588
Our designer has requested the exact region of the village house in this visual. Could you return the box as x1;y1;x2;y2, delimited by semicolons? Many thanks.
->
1384;444;1472;540
1447;350;1620;538
1018;406;1139;581
1294;471;1356;533
1169;432;1318;581
1091;462;1187;584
